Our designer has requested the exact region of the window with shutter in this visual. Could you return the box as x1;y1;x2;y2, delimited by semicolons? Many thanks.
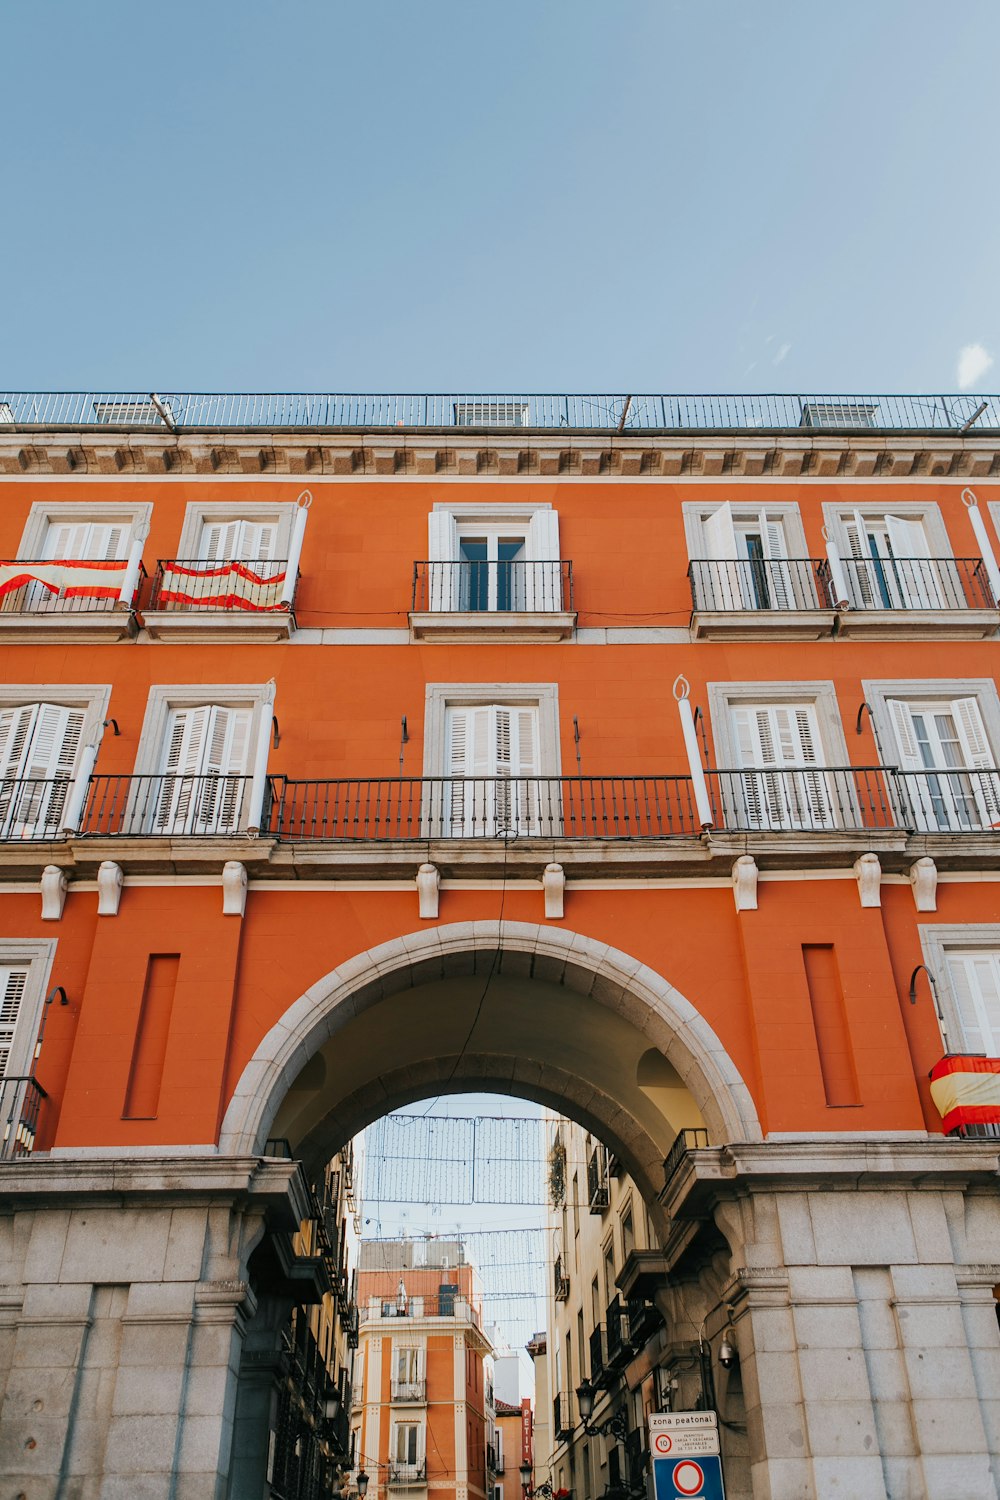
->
701;506;796;610
888;697;1000;831
0;966;30;1078
423;507;564;618
445;704;542;836
0;703;85;836
200;519;279;563
946;952;1000;1057
153;705;252;834
731;703;832;829
840;512;942;610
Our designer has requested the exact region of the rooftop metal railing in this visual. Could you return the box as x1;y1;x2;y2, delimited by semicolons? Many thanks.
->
150;558;294;612
266;776;703;841
412;559;573;613
689;558;828;613
2;391;998;433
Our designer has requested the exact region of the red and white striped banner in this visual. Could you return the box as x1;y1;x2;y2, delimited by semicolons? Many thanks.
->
929;1054;1000;1134
0;558;128;600
157;561;288;611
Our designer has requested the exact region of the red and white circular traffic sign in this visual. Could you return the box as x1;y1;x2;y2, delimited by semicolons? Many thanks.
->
652;1432;673;1456
672;1460;705;1496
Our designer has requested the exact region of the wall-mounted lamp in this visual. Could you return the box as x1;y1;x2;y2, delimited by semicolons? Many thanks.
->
356;1471;370;1498
46;985;69;1007
573;716;582;773
272;715;280;750
400;716;409;774
909;963;950;1053
103;719;120;737
574;1378;629;1442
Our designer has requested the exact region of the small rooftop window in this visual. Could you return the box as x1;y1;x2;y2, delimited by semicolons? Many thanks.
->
453;400;529;428
800;401;878;429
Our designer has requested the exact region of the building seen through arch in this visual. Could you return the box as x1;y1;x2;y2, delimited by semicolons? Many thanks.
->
0;391;999;1498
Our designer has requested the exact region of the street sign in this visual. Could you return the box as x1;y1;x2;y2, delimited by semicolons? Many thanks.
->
649;1413;726;1500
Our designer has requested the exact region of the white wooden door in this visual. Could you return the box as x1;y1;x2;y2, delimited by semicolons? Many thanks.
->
889;698;1000;832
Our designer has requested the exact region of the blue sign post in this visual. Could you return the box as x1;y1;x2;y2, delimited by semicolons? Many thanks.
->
648;1413;726;1500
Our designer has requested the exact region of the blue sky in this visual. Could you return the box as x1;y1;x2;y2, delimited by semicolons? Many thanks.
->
4;1;999;393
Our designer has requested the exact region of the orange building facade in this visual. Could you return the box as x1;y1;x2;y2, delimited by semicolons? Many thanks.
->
352;1242;492;1500
1;393;1000;1499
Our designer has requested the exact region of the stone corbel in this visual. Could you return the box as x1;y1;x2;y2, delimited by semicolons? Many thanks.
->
97;861;123;916
854;852;882;908
732;855;758;912
909;856;938;912
40;865;67;921
416;863;440;919
222;861;248;917
542;863;565;920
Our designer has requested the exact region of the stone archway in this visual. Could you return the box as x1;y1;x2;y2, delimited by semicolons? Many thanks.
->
219;920;763;1173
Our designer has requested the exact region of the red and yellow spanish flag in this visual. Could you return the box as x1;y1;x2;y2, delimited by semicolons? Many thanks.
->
929;1055;1000;1134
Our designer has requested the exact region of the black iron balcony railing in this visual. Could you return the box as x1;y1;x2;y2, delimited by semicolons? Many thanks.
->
624;1427;647;1489
150;558;294;613
894;768;1000;834
705;766;897;834
553;1392;575;1440
663;1128;711;1188
388;1462;426;1487
0;1075;48;1160
267;776;702;841
0;778;73;840
589;1324;608;1385
554;1254;570;1301
605;1296;631;1366
81;774;255;837
4;767;999;844
831;555;995;612
412;560;573;613
688;558;828;613
4;390;998;433
391;1378;426;1402
0;560;145;614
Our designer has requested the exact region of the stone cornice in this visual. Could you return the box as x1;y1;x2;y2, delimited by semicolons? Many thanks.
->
0;1152;308;1225
2;429;1000;480
660;1138;1000;1221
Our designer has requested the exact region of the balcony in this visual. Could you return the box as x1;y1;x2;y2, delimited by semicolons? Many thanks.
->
589;1324;608;1388
268;775;702;843
832;556;998;639
895;768;1000;837
605;1297;632;1369
688;558;836;640
81;774;255;839
388;1463;426;1487
705;765;899;846
391;1379;427;1403
0;1075;48;1160
410;560;576;641
553;1392;574;1441
587;1146;610;1212
143;558;296;642
0;558;142;642
553;1254;570;1302
360;1294;483;1330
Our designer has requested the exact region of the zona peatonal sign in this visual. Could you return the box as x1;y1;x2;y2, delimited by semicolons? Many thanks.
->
648;1412;726;1500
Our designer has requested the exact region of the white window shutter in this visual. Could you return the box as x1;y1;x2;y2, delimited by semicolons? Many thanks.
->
23;705;85;782
886;514;941;607
946;952;1000;1056
843;512;878;608
427;511;460;610
887;701;923;769
525;510;561;612
0;706;38;780
446;705;491;833
90;524;129;560
43;522;91;560
201;520;244;562
703;504;738;559
702;504;743;609
760;512;794;610
953;697;1000;826
885;514;932;559
0;966;30;1078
